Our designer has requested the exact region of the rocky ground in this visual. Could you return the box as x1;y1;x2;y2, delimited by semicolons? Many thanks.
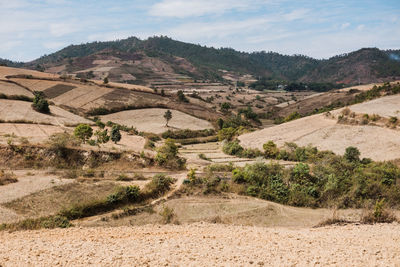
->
1;223;399;266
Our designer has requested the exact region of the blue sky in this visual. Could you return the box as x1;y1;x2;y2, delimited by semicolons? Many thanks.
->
0;0;399;62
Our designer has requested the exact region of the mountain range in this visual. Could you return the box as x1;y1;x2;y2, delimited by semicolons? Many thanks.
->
1;36;400;87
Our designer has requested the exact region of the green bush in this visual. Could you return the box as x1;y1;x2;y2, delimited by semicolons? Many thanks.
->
263;141;279;158
155;139;186;169
32;91;50;114
222;141;243;156
74;124;93;143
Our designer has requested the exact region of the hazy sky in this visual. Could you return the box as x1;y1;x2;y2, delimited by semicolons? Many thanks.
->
1;0;399;62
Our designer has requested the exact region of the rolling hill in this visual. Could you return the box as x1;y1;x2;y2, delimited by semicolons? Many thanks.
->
1;37;400;88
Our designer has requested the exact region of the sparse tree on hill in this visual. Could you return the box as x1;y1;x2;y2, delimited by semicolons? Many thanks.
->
103;77;109;84
74;124;93;143
164;110;172;127
111;125;121;144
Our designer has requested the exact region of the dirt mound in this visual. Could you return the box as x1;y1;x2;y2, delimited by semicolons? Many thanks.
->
1;223;399;266
239;113;400;161
100;108;213;134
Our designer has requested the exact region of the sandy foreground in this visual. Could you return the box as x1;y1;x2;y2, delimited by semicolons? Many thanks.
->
1;223;399;266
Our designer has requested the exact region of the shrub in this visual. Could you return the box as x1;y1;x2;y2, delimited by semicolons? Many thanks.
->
32;91;50;114
111;125;121;144
345;146;360;162
74;124;93;143
160;205;175;224
389;116;398;124
0;170;18;185
222;141;243;156
177;90;188;102
361;199;397;224
263;141;279;158
144;174;174;197
162;129;215;139
116;174;132;181
198;153;211;161
155;139;186;169
218;127;237;141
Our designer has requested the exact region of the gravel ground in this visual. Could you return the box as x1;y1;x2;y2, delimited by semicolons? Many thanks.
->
0;223;399;266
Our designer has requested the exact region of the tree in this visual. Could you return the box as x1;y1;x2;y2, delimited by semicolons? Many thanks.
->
95;129;109;144
220;102;231;112
345;146;360;162
177;90;188;102
155;139;186;169
74;124;93;143
32;91;50;114
217;118;224;129
103;77;109;84
111;125;121;144
164;110;172;127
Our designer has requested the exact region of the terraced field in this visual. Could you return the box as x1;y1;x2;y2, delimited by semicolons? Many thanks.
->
239;113;400;161
0;99;91;126
100;108;214;134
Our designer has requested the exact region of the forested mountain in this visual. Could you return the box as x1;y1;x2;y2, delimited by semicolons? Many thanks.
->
3;36;400;86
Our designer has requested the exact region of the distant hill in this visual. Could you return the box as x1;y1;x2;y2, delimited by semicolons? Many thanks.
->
3;36;400;87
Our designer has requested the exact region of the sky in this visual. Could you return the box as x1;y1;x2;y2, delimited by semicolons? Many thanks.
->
0;0;399;62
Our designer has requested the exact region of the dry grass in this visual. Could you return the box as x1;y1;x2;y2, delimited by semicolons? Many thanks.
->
0;170;17;186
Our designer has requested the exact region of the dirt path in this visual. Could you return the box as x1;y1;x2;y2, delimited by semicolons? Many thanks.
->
73;172;187;226
1;223;399;266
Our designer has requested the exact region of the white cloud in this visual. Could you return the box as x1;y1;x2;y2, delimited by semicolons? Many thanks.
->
149;0;249;18
49;22;79;37
341;22;350;29
282;8;310;21
357;24;365;30
168;18;270;39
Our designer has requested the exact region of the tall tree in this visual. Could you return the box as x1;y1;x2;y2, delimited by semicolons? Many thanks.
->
164;110;172;127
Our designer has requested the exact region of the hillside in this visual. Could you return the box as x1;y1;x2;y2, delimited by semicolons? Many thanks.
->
239;86;400;161
2;37;400;88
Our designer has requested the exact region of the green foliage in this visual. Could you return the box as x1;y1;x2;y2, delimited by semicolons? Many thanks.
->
159;205;175;224
155;139;186;169
220;102;231;112
217;127;237;141
238;106;260;123
73;124;93;143
344;146;360;162
94;129;110;144
164;109;172;126
32;91;50;114
217;118;224;129
222;140;244;156
111;125;121;144
103;77;109;84
177;90;189;102
95;120;105;129
229;147;400;208
263;141;279;158
162;129;215;139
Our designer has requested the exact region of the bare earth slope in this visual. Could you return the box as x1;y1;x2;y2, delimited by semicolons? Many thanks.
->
0;223;399;266
239;113;400;161
0;99;91;126
346;94;400;118
100;108;213;134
